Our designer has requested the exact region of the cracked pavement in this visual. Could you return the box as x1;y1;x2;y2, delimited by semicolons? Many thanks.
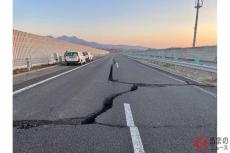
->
13;54;217;153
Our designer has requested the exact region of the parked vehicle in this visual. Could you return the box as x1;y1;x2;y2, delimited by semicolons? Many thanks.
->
64;51;86;65
83;52;93;61
83;52;89;61
88;52;93;61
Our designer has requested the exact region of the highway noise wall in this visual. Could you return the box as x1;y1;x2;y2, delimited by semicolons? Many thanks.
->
13;29;109;69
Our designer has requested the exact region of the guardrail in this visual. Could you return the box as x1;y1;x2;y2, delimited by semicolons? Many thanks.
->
124;51;217;85
124;52;217;73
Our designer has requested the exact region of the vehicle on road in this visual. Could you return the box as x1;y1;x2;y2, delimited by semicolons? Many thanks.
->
88;52;93;61
83;51;93;62
82;52;89;61
64;51;86;65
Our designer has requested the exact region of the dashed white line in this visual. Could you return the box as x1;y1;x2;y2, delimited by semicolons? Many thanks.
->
124;103;145;153
116;62;119;69
13;57;105;95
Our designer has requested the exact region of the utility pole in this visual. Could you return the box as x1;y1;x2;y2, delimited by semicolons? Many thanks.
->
193;0;204;47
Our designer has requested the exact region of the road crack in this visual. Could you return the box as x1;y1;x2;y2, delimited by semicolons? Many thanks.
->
13;117;84;129
14;62;138;129
81;84;138;124
14;59;213;129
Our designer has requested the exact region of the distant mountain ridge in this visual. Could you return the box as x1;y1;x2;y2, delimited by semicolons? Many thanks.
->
50;35;147;51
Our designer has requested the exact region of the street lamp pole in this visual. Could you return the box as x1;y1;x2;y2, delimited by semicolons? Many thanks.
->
193;0;204;47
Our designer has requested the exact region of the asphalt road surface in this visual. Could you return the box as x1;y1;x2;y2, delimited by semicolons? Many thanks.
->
13;54;217;153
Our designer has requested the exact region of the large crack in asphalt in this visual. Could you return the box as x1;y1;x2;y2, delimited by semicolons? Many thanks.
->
13;61;138;129
13;84;138;129
94;121;216;129
109;59;215;88
112;80;215;88
13;117;84;129
81;84;138;124
13;59;214;129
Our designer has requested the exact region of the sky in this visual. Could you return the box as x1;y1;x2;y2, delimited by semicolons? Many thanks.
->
13;0;217;48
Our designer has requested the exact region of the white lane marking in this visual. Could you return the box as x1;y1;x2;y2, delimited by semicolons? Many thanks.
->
124;103;145;153
154;68;217;98
13;57;105;95
134;59;185;83
161;73;185;83
155;67;217;98
124;103;135;127
193;86;217;98
116;62;119;69
131;58;216;98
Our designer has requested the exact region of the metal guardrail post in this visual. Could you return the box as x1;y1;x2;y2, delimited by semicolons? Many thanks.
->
26;57;31;71
59;56;62;63
173;52;178;61
53;53;59;64
162;53;166;60
47;57;50;65
194;55;200;65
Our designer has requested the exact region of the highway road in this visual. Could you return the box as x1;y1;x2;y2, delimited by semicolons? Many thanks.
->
13;54;217;153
